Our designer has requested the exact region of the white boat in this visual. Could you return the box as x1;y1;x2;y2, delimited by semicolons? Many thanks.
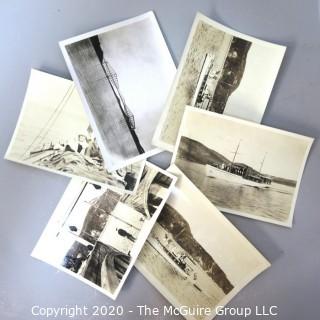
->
205;164;270;188
205;141;271;189
147;230;195;280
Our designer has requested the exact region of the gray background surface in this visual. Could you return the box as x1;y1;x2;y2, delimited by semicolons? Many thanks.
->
0;1;319;319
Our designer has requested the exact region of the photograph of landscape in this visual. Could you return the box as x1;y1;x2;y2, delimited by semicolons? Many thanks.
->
172;108;313;226
136;168;270;320
153;13;286;151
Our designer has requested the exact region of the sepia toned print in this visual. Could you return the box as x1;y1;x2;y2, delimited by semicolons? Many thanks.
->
172;107;313;227
60;12;176;171
31;162;176;300
5;69;143;192
136;166;270;320
153;13;286;151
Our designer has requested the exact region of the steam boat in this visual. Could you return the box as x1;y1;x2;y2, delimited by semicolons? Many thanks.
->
206;141;272;188
147;228;199;285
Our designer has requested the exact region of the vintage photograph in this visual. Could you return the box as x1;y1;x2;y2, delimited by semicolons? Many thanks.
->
153;13;286;151
136;166;270;320
60;12;176;171
31;162;176;299
171;107;313;227
5;69;143;192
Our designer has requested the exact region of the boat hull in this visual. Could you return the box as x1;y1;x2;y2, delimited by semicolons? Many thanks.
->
205;164;270;188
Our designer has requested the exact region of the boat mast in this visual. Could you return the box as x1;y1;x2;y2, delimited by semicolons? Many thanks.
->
195;53;208;90
22;84;74;159
259;152;267;173
231;140;241;164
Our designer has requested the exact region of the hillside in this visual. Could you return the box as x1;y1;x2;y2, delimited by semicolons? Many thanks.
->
177;137;297;187
157;203;234;294
270;176;297;187
177;136;231;165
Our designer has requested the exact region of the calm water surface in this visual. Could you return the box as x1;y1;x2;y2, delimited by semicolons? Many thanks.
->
138;239;223;320
176;159;295;222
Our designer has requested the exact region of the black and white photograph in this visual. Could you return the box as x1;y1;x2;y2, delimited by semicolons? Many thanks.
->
171;107;313;227
31;162;176;299
153;13;286;151
136;166;270;320
5;69;143;192
60;12;176;171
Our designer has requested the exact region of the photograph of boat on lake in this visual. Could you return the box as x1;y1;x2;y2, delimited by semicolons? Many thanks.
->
5;69;143;192
153;13;286;151
136;166;270;320
32;162;176;300
60;12;176;171
172;107;313;227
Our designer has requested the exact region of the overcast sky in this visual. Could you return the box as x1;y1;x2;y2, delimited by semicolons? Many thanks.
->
99;15;175;150
9;70;89;158
224;39;285;122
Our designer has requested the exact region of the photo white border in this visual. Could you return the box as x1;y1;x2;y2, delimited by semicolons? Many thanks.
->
152;12;286;152
171;106;314;228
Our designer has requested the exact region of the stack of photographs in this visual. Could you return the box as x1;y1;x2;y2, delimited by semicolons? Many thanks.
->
4;9;315;320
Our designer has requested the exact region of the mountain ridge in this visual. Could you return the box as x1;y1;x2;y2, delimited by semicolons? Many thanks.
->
157;203;234;294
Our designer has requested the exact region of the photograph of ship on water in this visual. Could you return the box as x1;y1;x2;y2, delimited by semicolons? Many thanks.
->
136;166;270;320
153;13;286;151
32;162;176;299
60;12;176;171
5;69;143;192
172;107;313;227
